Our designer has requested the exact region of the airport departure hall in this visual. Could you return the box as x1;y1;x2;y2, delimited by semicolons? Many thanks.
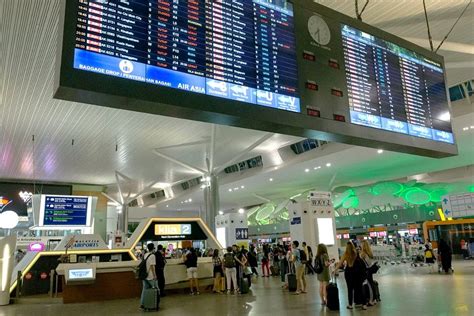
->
0;0;473;315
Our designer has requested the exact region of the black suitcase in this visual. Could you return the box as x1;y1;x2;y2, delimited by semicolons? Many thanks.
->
373;280;381;301
143;287;160;311
287;273;297;292
362;280;373;304
326;280;340;310
240;278;250;294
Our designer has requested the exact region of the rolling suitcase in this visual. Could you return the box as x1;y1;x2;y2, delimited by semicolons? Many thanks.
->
143;286;160;311
362;280;373;303
373;280;381;302
271;265;280;276
240;278;250;294
287;273;297;292
326;277;340;311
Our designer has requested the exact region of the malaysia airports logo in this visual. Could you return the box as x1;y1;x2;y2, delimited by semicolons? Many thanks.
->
119;60;134;74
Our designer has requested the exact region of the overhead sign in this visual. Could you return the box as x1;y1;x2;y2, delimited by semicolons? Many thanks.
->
55;1;457;158
155;224;191;236
54;234;109;251
235;228;249;240
38;195;93;227
441;193;474;219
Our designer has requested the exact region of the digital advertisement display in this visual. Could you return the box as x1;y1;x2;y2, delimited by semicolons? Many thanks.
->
39;195;92;227
341;24;453;143
316;218;335;246
72;0;300;112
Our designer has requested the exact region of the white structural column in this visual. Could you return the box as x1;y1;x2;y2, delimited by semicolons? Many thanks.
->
0;236;16;305
204;174;219;234
288;191;339;260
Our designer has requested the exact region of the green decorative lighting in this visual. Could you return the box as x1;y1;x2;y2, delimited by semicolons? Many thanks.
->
255;204;275;222
333;189;354;208
372;182;404;196
429;188;448;202
280;210;289;220
469;184;474;193
343;196;359;208
405;189;431;205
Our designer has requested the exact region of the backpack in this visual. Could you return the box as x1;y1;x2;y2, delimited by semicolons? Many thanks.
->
299;249;307;264
223;253;235;268
425;250;433;259
138;254;151;280
314;256;324;274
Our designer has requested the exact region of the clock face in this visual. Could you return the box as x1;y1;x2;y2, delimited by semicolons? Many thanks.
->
308;15;331;46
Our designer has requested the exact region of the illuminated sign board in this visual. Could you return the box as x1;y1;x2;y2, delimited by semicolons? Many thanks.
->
39;195;92;227
155;224;192;236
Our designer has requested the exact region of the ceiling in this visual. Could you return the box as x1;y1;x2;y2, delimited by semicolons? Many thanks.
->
0;0;473;213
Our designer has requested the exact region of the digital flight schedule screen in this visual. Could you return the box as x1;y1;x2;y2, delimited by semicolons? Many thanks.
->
73;0;300;112
341;24;454;143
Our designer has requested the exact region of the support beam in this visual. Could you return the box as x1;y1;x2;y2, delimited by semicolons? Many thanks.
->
101;192;121;206
209;124;216;172
115;172;126;204
152;149;206;174
215;133;273;173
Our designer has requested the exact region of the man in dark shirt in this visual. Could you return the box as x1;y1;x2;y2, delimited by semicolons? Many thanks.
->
155;245;167;297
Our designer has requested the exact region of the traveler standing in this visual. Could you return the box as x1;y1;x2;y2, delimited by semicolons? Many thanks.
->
438;239;453;273
155;244;167;297
261;244;270;277
291;240;307;294
212;249;224;294
224;246;239;294
139;243;157;310
278;247;288;285
335;241;367;310
360;240;377;306
315;244;330;305
302;242;315;275
184;248;200;295
248;246;259;277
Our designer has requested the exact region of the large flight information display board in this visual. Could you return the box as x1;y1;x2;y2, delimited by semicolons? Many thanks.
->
73;0;300;112
39;195;92;226
341;25;453;143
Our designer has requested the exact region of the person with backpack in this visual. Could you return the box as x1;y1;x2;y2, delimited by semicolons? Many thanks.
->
184;248;199;295
315;243;330;305
139;243;157;310
224;246;239;294
155;244;167;297
291;240;307;294
335;241;367;310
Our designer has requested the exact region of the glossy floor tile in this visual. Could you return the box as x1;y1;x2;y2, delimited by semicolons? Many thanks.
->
2;260;473;315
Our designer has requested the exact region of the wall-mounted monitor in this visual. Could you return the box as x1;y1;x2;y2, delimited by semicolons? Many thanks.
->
55;0;457;158
316;218;335;246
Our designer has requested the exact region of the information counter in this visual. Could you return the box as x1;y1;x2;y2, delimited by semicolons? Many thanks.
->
55;257;213;303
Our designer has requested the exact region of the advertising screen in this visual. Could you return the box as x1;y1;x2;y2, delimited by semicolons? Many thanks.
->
341;24;453;144
316;218;335;246
72;0;300;112
39;195;92;227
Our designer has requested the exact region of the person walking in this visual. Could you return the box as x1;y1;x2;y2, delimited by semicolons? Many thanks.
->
139;243;157;310
248;246;259;277
335;241;367;310
223;246;239;294
291;240;307;294
302;242;315;275
155;244;167;297
315;244;330;305
184;248;200;295
261;244;271;277
212;249;224;294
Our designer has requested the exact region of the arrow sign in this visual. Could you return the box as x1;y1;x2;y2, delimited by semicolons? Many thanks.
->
444;210;451;215
443;198;449;204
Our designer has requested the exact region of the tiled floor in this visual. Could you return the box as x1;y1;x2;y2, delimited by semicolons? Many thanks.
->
2;260;473;315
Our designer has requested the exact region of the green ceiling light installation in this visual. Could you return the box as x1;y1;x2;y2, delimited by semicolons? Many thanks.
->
280;210;289;220
343;196;359;208
468;184;474;193
255;204;276;222
405;189;431;205
430;188;448;202
401;187;419;199
372;182;404;196
333;189;355;208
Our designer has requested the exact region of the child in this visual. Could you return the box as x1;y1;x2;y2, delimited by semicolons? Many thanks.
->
424;244;435;273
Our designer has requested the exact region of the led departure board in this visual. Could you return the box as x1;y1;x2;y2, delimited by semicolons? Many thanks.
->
73;0;300;112
341;25;454;143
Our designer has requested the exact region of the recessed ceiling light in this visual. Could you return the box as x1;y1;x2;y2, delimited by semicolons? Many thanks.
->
238;208;245;214
377;149;384;154
305;168;310;173
326;163;332;167
188;199;192;202
470;126;474;129
241;185;245;189
166;205;169;208
219;211;224;215
234;187;239;191
228;188;232;192
274;167;279;170
269;178;273;182
463;127;469;131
